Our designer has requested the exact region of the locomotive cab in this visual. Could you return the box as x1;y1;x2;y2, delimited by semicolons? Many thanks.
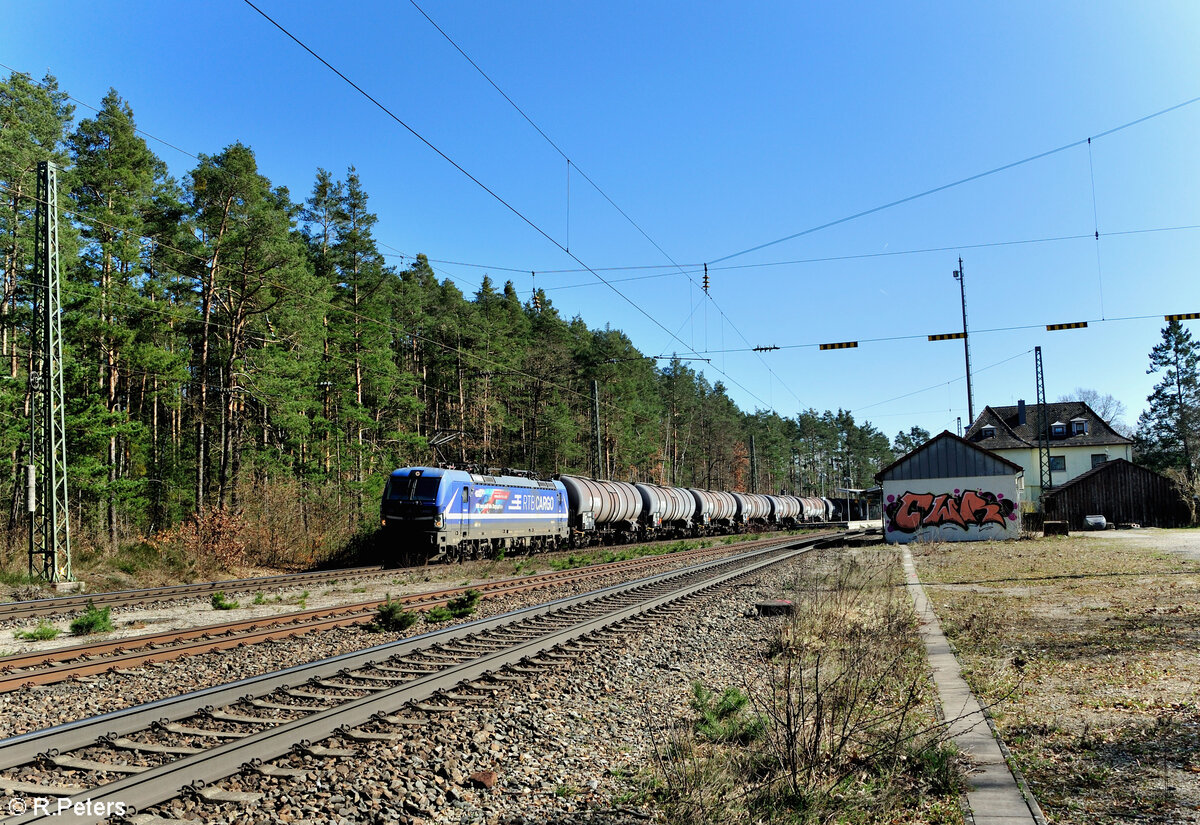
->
381;468;448;552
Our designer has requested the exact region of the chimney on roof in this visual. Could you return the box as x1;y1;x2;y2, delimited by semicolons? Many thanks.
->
1017;399;1026;426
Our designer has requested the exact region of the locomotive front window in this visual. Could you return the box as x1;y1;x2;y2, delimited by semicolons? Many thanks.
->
413;477;441;500
388;476;442;500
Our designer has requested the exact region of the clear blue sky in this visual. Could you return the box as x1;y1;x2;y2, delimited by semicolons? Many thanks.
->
6;1;1200;440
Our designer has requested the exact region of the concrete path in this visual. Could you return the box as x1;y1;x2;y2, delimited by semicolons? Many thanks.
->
900;546;1045;825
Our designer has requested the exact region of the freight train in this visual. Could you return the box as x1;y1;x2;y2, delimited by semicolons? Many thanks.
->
380;466;835;562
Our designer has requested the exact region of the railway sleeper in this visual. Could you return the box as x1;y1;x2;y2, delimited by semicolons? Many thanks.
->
463;680;504;692
109;738;203;756
435;690;489;704
190;786;262;804
159;723;251;739
296;744;356;758
313;679;373;691
347;669;414;682
250;698;324;713
338;728;405;743
247;763;307;779
0;777;87;796
371;664;438;676
374;714;426;727
284;688;341;702
43;754;149;774
206;709;273;725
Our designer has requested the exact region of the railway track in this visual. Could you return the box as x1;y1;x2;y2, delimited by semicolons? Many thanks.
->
0;533;823;693
0;531;852;824
0;568;387;623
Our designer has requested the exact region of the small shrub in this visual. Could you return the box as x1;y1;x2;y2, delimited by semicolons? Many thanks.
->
211;591;239;610
369;595;420;632
447;588;482;618
252;591;266;605
70;601;114;635
15;620;60;641
425;605;455;623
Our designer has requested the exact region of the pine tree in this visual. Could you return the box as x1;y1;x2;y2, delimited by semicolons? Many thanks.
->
1135;321;1200;484
68;89;171;544
0;71;74;546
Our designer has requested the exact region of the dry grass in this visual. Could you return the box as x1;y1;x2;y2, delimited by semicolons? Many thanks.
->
642;547;965;824
913;532;1200;824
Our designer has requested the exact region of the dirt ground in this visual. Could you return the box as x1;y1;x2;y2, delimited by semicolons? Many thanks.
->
912;529;1200;825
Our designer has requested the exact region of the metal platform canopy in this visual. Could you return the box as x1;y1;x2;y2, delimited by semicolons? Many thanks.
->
29;161;72;582
875;430;1023;544
833;487;882;522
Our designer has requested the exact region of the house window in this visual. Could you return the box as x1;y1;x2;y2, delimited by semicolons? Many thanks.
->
1049;456;1066;472
1072;421;1087;435
1051;424;1066;437
981;426;995;438
1091;454;1107;469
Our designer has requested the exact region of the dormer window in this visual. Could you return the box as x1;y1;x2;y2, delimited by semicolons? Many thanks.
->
1071;418;1087;435
1051;422;1067;438
981;426;995;438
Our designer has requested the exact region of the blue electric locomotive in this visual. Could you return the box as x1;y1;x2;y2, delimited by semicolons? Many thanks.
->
381;467;569;562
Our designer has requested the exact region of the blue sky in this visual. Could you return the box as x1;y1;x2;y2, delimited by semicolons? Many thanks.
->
6;1;1200;440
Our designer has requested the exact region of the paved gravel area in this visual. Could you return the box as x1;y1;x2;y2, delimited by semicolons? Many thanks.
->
131;553;809;824
1089;526;1200;562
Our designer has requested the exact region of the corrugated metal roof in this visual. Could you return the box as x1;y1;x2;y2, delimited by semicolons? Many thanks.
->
876;431;1023;482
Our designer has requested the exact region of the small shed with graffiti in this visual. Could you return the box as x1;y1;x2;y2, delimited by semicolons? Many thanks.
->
875;430;1023;544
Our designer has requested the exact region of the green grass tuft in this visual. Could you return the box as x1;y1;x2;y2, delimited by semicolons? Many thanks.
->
14;620;61;641
690;681;766;744
69;601;114;636
210;591;239;610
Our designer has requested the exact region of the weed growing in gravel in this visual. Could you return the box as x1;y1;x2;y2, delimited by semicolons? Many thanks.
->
689;682;765;744
294;590;309;609
369;595;420;632
210;591;239;610
424;606;454;622
447;588;481;617
425;589;482;623
69;601;114;635
14;620;60;641
252;591;266;605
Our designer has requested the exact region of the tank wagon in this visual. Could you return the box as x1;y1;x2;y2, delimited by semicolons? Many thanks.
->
382;466;838;563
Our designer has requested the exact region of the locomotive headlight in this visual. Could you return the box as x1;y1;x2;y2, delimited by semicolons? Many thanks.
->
434;513;445;529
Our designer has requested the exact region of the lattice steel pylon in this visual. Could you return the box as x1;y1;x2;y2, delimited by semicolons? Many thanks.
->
1034;345;1051;506
28;161;72;582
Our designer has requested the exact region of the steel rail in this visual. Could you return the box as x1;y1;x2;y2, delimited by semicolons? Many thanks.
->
0;567;386;622
0;536;794;690
5;534;835;824
0;534;836;776
0;529;825;622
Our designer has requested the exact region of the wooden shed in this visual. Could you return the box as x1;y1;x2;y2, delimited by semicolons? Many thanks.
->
1042;458;1191;529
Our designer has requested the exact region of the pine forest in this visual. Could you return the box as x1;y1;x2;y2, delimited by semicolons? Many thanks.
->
0;72;901;568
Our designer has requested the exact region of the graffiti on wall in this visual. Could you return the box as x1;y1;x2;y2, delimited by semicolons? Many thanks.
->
885;489;1017;534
